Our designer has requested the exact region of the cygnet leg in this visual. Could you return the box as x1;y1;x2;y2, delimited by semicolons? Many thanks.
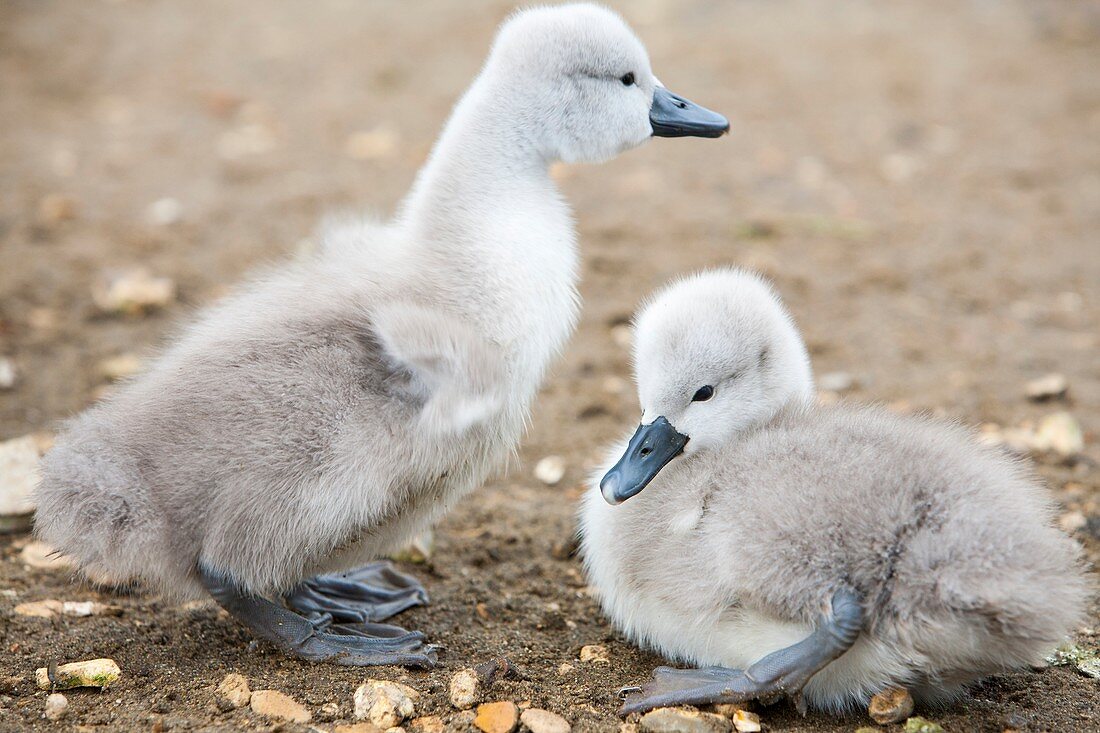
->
621;589;862;715
284;561;429;623
200;566;437;668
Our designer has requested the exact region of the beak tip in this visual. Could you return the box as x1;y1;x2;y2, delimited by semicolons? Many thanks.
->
599;472;622;505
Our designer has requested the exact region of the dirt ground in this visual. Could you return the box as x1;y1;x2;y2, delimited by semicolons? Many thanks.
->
2;1;1099;731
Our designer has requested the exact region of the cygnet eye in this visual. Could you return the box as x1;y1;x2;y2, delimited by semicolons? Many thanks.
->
691;385;714;402
620;72;636;86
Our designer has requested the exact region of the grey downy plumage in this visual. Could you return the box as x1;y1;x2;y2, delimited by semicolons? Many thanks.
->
581;269;1090;712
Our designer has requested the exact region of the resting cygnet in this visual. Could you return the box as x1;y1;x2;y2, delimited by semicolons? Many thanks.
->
35;4;727;668
581;270;1088;713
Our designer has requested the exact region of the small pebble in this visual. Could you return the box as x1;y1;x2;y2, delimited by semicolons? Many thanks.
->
318;701;342;720
346;127;400;160
1047;643;1100;678
391;529;434;564
215;673;251;710
639;707;731;733
92;268;176;316
336;725;381;733
1059;510;1087;533
411;715;445;733
520;708;570;733
14;600;120;618
880;152;920;183
817;371;855;393
731;709;760;733
869;687;914;724
99;353;144;381
0;358;17;391
1025;373;1068;401
610;324;633;348
217;123;277;160
1;434;46;533
446;711;478;733
44;692;68;721
1033;412;1084;457
578;645;609;664
449;668;480;710
20;541;72;570
250;689;311;724
710;704;743;719
903;717;944;733
145;197;183;226
35;658;121;690
602;376;628;395
474;701;519;733
354;680;418;728
36;194;78;225
534;456;566;486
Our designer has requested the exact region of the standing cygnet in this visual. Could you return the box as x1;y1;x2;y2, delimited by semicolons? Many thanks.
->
35;4;728;668
581;269;1089;713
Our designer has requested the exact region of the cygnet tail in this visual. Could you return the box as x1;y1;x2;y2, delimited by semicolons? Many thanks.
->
33;409;194;599
886;516;1090;701
803;518;1090;713
932;532;1091;666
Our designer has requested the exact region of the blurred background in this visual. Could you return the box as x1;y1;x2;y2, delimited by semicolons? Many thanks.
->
1;1;1098;731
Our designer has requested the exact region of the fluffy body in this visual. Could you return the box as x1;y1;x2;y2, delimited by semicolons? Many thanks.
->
581;269;1089;712
36;3;662;600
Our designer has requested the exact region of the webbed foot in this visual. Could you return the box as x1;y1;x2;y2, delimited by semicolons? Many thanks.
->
621;589;862;715
200;566;437;668
285;561;429;624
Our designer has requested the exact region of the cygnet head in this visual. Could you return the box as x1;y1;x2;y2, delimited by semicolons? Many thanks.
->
601;269;814;504
484;4;729;163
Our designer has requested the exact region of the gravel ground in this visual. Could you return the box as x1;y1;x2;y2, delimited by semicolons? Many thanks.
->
1;1;1098;731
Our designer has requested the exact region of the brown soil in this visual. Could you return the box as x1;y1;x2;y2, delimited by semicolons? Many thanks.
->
2;1;1098;731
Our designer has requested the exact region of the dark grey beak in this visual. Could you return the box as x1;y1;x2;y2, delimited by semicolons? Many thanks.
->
600;416;689;505
650;87;729;138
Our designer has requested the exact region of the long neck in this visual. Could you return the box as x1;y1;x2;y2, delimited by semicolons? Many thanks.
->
392;72;579;376
398;75;556;242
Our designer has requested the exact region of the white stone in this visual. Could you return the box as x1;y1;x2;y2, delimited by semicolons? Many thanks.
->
44;693;69;721
520;708;571;733
145;197;183;226
35;658;121;690
0;357;17;390
354;680;418;728
0;434;43;518
1025;373;1068;401
92;268;176;315
731;709;761;733
448;668;480;710
534;456;566;486
1033;412;1084;457
20;541;72;570
639;707;730;733
817;371;855;393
